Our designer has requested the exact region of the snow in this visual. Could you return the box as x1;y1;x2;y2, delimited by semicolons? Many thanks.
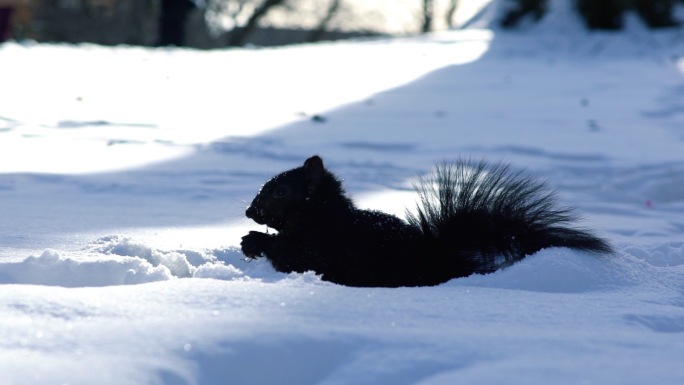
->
2;1;684;384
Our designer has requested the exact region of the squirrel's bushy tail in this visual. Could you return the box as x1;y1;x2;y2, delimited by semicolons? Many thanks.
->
407;160;612;277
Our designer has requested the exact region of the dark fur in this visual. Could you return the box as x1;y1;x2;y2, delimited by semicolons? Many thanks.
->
241;156;612;287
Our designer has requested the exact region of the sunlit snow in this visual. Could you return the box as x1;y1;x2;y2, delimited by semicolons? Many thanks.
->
1;1;684;384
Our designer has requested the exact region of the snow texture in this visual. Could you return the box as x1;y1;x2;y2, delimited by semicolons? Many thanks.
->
1;1;684;384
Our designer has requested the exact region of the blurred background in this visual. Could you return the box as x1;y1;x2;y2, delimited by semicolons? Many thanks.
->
0;0;682;48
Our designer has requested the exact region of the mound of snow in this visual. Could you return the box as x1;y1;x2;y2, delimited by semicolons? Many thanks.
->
87;235;197;278
4;234;681;295
0;236;279;287
0;249;172;287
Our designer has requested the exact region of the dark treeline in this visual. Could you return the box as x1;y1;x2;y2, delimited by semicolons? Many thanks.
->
3;0;683;48
503;0;682;29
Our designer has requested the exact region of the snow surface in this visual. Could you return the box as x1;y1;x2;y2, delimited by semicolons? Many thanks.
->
1;1;684;384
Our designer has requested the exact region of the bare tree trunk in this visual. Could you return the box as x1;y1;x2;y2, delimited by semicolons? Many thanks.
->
445;0;459;28
227;0;286;47
576;0;623;30
308;0;341;42
421;0;433;33
156;0;196;46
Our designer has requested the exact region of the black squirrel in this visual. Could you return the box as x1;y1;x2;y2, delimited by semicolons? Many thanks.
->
241;155;612;287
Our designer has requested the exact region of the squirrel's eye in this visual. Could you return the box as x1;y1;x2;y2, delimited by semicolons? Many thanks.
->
273;185;290;198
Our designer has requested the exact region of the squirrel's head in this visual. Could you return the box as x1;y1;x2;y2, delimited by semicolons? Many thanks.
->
245;155;326;231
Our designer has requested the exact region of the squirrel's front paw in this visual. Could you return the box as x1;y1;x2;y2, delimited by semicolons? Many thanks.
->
241;231;271;258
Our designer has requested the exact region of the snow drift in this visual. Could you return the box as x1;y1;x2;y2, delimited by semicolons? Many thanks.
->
1;0;684;384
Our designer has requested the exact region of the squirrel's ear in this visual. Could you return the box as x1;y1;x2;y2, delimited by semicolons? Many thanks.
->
304;156;324;196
